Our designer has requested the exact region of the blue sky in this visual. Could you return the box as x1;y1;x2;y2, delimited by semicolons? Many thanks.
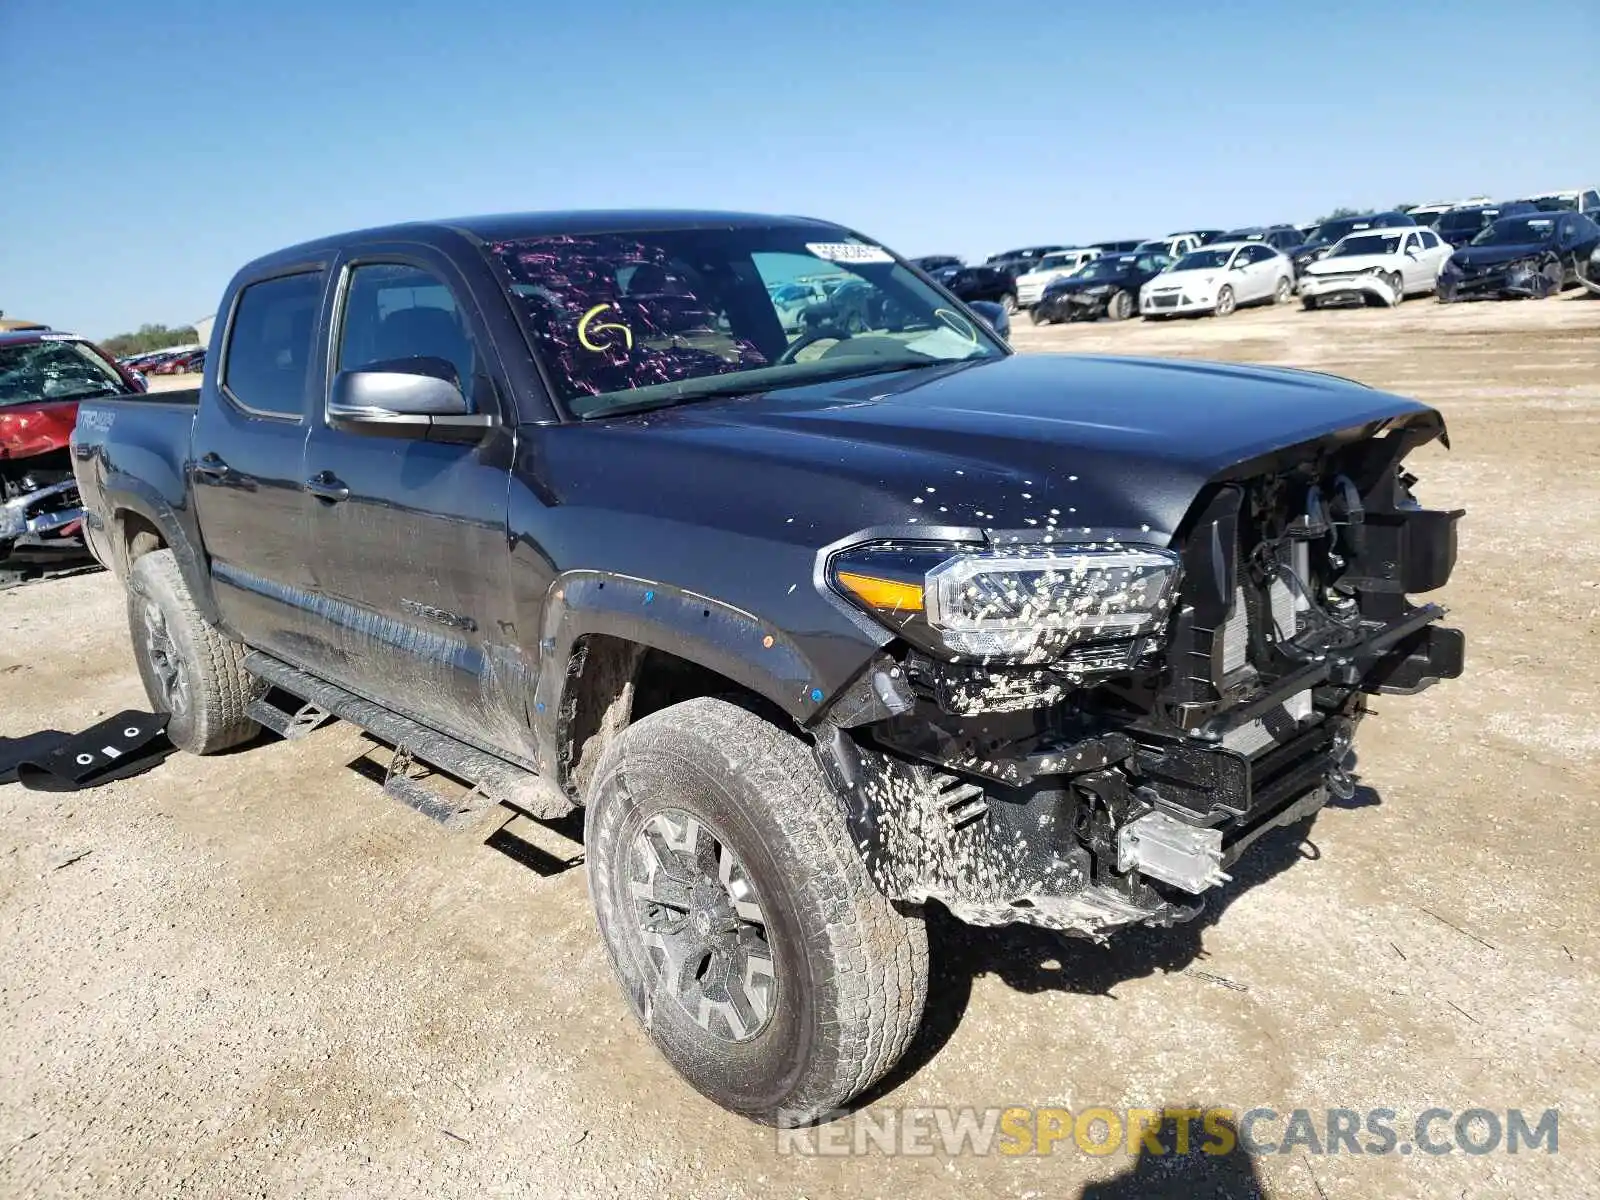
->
2;0;1594;338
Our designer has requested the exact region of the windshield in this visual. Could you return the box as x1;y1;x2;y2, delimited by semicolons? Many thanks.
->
487;227;1005;418
1172;248;1234;272
1074;255;1136;281
1471;216;1558;247
0;339;130;406
1526;196;1577;212
1033;252;1082;272
1311;216;1380;245
1439;209;1493;235
1331;232;1405;258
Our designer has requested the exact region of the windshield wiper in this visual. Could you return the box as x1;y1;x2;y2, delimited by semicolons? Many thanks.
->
580;355;988;420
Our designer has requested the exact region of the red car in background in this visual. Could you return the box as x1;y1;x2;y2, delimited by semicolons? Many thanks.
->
1;329;146;565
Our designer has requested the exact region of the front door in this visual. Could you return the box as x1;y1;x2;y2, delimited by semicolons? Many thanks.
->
1240;245;1274;301
299;252;525;755
190;267;326;658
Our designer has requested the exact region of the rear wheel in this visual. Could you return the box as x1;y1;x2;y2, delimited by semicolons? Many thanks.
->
1274;275;1293;304
1106;289;1134;321
585;697;929;1123
127;549;261;754
1215;285;1236;317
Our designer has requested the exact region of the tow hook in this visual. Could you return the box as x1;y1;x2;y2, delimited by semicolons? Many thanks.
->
1326;763;1357;801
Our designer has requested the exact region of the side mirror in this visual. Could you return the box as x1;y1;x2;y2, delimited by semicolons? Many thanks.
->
328;357;494;442
966;300;1010;342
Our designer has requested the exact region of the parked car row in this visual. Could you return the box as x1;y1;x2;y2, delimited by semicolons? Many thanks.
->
925;185;1600;324
118;345;206;375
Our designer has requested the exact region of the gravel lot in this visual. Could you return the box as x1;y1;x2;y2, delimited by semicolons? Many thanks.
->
3;293;1597;1199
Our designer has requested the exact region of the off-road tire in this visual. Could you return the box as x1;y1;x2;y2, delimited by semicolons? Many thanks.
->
127;549;260;754
585;696;929;1123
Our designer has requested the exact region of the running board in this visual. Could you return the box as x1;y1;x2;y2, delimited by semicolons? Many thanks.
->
242;651;575;826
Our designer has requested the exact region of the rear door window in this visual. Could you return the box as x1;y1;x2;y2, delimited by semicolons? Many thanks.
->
222;271;325;418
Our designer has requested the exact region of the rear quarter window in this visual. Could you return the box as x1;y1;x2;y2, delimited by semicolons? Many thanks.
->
222;271;325;418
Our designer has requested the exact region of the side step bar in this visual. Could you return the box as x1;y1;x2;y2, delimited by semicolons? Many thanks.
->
243;651;575;828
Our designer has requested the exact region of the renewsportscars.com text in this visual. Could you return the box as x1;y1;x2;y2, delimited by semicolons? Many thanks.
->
775;1106;1559;1158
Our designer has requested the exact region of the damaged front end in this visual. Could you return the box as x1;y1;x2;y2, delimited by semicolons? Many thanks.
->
813;416;1464;939
1;407;85;555
1299;271;1401;308
1437;255;1559;302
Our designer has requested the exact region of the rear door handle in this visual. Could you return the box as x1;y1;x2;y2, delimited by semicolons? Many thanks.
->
304;471;350;503
194;452;231;479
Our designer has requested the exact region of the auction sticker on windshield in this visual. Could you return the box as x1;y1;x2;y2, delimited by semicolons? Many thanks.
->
806;242;894;264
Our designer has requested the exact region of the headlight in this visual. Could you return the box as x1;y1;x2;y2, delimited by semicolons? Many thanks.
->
1505;258;1537;278
1083;284;1112;296
830;543;1181;662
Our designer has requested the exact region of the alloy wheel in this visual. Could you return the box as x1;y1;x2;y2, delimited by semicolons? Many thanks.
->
141;600;190;716
628;808;775;1042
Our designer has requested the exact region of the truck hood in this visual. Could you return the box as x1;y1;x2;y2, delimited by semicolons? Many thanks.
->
1449;242;1552;269
1306;253;1397;275
547;354;1437;548
0;399;79;460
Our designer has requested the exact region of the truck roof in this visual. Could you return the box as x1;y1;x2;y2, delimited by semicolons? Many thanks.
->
246;210;852;273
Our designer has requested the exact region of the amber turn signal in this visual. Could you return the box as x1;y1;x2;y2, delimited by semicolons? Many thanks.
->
835;570;925;613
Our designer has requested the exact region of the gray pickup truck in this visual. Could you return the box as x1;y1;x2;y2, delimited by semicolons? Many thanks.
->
74;210;1464;1122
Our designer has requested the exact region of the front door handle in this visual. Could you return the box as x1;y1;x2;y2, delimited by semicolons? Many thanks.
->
194;452;231;479
305;471;350;503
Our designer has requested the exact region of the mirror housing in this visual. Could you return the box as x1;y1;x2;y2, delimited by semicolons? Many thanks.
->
328;357;494;442
966;299;1010;342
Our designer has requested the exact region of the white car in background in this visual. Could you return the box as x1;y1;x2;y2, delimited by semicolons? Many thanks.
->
1136;232;1207;258
1139;241;1293;318
1406;197;1492;228
1298;227;1451;308
1014;248;1101;308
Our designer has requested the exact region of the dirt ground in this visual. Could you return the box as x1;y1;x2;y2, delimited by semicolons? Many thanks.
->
3;293;1597;1199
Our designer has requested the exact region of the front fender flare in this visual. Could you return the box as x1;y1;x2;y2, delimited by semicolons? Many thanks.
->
528;570;836;778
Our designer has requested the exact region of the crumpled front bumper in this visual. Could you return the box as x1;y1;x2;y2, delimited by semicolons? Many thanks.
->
1299;273;1399;306
1438;263;1549;301
815;605;1464;940
0;479;84;542
1037;290;1112;321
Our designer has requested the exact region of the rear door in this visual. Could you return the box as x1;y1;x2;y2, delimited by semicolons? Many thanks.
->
190;267;327;657
299;248;526;754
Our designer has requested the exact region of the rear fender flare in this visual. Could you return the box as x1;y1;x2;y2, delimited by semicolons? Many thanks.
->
104;475;220;624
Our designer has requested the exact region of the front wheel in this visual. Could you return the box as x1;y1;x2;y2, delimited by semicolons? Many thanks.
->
1214;285;1236;317
585;697;929;1122
1106;289;1134;321
1386;271;1405;304
1000;293;1018;315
